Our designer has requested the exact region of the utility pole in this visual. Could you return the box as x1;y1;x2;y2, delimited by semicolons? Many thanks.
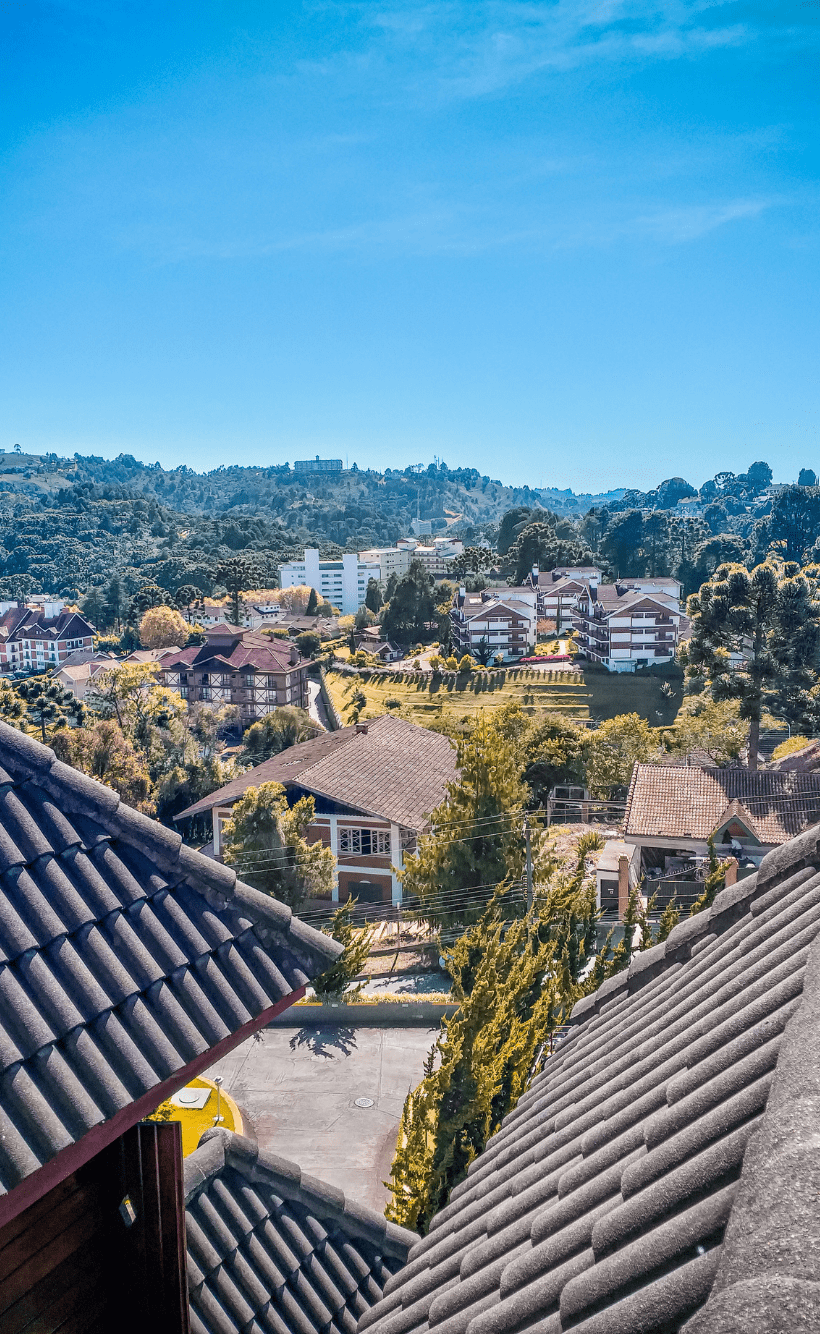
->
523;816;533;910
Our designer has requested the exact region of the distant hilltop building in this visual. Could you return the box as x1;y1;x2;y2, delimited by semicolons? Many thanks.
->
293;455;343;474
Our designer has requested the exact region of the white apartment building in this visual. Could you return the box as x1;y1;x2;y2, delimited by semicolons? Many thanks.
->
358;546;414;584
573;584;687;673
279;549;381;615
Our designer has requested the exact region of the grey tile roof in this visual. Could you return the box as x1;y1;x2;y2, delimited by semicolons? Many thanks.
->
185;1129;416;1334
361;825;820;1334
179;716;458;833
624;763;820;845
0;722;341;1207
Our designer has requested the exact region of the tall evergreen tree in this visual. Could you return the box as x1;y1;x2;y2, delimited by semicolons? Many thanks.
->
381;560;436;644
401;714;527;925
216;555;263;625
387;837;600;1234
681;561;820;768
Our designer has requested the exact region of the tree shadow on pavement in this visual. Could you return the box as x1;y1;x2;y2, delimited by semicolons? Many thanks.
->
289;1026;358;1058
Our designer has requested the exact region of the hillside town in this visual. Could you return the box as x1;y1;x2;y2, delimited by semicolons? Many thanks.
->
4;2;818;1328
0;458;819;1332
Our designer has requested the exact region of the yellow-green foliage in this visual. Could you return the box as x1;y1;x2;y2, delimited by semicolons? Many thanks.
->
222;781;335;910
386;836;600;1234
772;734;810;760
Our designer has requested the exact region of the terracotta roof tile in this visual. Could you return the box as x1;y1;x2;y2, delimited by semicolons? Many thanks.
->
624;764;820;844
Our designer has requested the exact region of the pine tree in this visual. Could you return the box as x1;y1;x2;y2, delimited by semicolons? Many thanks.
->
312;899;375;1001
400;714;528;926
689;834;731;916
682;560;820;768
386;837;601;1234
221;781;335;910
655;895;680;941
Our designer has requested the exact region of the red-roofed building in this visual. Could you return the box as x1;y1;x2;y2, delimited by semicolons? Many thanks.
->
158;623;310;722
0;604;96;674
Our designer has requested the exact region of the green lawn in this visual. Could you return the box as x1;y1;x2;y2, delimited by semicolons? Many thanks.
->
325;663;683;730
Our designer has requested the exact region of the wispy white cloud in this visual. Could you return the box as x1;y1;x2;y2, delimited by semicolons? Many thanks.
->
125;190;777;264
318;0;774;105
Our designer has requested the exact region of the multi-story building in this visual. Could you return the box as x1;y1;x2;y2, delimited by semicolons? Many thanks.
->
279;549;381;615
573;583;687;672
533;568;604;631
293;456;343;473
359;537;464;585
358;545;415;585
450;586;537;662
177;714;458;905
531;568;682;633
158;623;310;722
0;604;95;674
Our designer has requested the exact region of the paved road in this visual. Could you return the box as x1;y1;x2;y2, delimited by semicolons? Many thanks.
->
307;678;333;730
203;1026;436;1213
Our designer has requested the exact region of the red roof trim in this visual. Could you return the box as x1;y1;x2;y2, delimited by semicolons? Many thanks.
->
0;986;305;1234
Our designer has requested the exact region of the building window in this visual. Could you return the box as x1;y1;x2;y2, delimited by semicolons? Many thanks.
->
338;827;391;856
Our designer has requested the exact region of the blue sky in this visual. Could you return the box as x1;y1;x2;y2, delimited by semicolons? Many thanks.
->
1;1;818;491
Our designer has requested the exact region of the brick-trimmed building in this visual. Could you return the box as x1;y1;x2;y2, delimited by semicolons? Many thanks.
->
450;587;537;662
0;604;95;674
159;623;310;723
177;714;457;905
573;584;687;672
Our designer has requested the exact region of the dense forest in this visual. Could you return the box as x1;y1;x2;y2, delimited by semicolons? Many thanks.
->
0;449;817;615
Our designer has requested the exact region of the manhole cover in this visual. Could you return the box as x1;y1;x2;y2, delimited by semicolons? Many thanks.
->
354;1097;374;1109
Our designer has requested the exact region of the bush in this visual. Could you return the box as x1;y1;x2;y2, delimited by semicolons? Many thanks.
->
445;655;459;671
458;654;473;673
772;734;811;760
385;697;402;709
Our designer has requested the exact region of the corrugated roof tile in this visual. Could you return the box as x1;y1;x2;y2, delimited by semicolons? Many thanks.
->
365;827;820;1334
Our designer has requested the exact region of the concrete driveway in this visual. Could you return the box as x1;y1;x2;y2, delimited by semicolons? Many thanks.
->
203;1025;436;1214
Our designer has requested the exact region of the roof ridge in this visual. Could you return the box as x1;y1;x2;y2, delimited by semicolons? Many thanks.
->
683;919;820;1332
0;721;342;973
184;1128;417;1259
569;827;820;1031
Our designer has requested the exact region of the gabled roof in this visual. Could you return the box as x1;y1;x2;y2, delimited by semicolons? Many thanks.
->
363;827;820;1334
178;715;457;831
184;1129;416;1334
624;763;820;845
162;627;303;675
4;609;96;642
0;722;340;1228
711;798;761;844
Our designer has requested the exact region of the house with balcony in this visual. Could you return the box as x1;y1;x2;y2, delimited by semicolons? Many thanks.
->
158;623;309;722
177;714;458;906
572;583;686;672
0;603;95;674
450;586;537;662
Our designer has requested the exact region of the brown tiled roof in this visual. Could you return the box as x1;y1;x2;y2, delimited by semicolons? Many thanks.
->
624;763;820;844
177;715;457;830
161;627;304;674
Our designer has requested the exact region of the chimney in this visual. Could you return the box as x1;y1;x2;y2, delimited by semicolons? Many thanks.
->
532;564;539;583
618;855;630;918
355;722;369;735
724;857;738;887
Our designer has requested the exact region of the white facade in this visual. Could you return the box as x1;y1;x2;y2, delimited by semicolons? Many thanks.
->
279;549;381;615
